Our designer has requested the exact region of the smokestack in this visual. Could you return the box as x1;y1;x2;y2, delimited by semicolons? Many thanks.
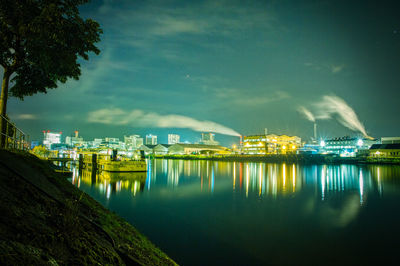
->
313;123;317;141
74;130;79;138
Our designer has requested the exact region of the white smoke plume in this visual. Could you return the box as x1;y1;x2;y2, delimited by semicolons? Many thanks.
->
88;108;241;137
298;106;315;122
305;95;372;139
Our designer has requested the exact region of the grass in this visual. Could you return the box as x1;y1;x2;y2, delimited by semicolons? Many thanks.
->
0;150;177;265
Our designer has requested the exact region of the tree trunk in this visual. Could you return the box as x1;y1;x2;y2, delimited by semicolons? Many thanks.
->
0;68;10;148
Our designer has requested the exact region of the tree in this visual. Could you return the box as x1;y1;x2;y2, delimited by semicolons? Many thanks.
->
0;0;102;147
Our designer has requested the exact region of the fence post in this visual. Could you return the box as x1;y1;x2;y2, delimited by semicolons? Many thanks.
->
13;125;17;149
5;119;9;149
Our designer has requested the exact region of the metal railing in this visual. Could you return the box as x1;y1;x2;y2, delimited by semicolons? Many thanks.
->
0;114;30;151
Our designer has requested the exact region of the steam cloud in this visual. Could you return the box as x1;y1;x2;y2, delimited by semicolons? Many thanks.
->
88;108;241;137
298;106;315;122
299;95;372;139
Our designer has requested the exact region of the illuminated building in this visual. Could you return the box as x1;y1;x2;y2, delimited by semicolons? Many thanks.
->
65;131;84;147
101;138;125;149
43;131;62;149
91;138;103;148
168;134;180;144
168;144;228;155
381;137;400;144
124;135;144;149
145;134;158;145
199;132;219;145
369;144;400;160
242;134;301;154
320;136;379;157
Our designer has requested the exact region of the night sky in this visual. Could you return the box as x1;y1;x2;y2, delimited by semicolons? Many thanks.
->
4;0;400;145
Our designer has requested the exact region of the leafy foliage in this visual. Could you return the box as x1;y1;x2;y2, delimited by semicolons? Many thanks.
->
0;0;102;99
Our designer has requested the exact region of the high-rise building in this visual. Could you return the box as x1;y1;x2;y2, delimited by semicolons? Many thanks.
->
124;135;144;149
168;134;180;144
146;134;157;145
42;131;62;149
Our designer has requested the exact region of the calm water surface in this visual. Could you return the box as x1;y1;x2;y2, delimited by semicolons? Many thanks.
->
71;160;400;265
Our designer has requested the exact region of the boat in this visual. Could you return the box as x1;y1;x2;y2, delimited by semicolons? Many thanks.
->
99;158;147;172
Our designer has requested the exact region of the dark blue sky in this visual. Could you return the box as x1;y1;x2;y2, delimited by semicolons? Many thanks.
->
4;0;400;145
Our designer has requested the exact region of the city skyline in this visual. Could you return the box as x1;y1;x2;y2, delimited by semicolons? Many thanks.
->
3;0;400;143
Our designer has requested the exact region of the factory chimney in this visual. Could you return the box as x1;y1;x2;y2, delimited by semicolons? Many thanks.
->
313;123;317;141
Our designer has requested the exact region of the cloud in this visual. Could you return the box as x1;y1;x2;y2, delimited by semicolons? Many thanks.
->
214;88;289;106
304;62;345;74
87;108;241;136
13;114;37;120
331;64;345;74
94;0;277;63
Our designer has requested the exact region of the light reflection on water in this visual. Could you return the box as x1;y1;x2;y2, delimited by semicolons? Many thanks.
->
72;160;395;203
71;160;400;265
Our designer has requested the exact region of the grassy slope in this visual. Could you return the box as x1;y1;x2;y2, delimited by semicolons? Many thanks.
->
0;150;177;265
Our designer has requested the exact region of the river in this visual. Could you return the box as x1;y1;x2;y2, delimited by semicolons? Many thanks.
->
71;159;400;265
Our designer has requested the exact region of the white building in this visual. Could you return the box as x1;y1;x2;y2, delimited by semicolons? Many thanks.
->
146;134;158;145
65;136;84;147
320;136;379;157
43;131;61;149
381;137;400;144
124;135;144;149
102;138;125;149
168;134;180;144
65;131;83;147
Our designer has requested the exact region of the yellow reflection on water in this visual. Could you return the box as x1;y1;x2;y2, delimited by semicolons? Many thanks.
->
75;168;147;198
71;159;400;205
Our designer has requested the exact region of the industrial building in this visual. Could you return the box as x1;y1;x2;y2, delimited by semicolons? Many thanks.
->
369;144;400;160
199;132;219;145
154;144;172;155
320;136;378;157
168;144;228;155
242;134;301;154
381;137;400;144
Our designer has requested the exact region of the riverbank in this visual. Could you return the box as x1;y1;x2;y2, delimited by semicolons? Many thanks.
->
155;154;400;165
0;150;176;265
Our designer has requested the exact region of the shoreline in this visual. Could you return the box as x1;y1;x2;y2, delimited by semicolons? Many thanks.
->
153;154;400;165
0;150;177;265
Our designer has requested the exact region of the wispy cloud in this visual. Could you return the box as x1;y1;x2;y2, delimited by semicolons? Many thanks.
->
304;62;345;74
214;88;289;106
331;64;345;74
87;108;241;136
95;0;277;63
13;114;37;120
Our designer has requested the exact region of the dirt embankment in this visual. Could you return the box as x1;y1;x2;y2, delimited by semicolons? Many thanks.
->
0;150;177;265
